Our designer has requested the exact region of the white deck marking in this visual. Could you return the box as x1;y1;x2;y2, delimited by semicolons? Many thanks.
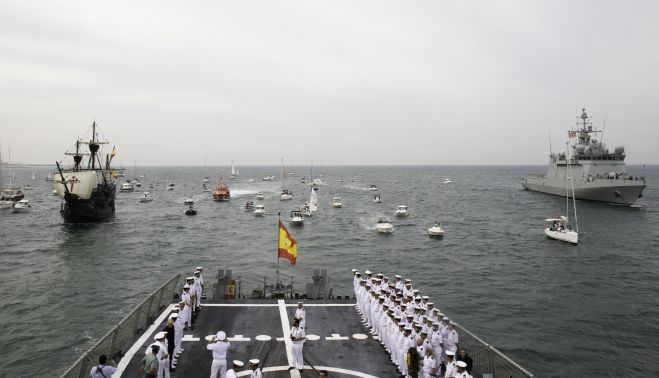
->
255;335;272;341
306;334;320;341
114;303;176;375
227;334;251;341
352;333;369;340
201;302;355;307
277;299;298;377
326;333;349;341
276;337;285;341
181;334;200;342
235;365;378;378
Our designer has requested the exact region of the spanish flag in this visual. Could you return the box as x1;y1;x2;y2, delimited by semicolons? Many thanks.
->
278;221;297;266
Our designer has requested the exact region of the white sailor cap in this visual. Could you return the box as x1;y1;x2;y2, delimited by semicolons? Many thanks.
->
297;301;304;305
427;302;434;307
422;296;429;300
432;321;440;326
154;331;167;340
351;268;357;273
233;360;244;367
196;266;203;270
194;270;201;275
449;321;456;326
383;276;389;280
216;331;226;340
364;270;372;275
169;313;179;319
413;289;420;294
446;350;455;356
376;273;384;277
249;359;259;365
398;322;406;327
186;276;195;281
400;302;407;307
404;325;412;331
183;284;190;289
378;295;386;300
171;307;180;312
442;316;450;321
404;279;411;283
456;361;467;368
355;271;362;276
405;314;414;318
395;275;402;279
406;293;414;298
420;330;428;335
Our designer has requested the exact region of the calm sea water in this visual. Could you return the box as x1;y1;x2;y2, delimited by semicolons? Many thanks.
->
1;165;658;377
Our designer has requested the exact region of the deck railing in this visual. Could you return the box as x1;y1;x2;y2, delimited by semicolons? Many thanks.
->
454;322;534;378
58;274;181;378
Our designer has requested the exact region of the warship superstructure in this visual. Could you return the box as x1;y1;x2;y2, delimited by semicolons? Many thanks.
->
54;121;117;222
522;109;646;205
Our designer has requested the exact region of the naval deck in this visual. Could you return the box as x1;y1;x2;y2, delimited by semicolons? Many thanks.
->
116;299;396;377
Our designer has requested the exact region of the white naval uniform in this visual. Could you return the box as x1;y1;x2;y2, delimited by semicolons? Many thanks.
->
430;329;443;363
394;280;404;291
422;355;436;378
290;325;306;369
225;368;237;378
145;341;169;378
399;334;415;376
445;329;459;354
193;278;202;308
174;316;185;354
294;307;306;329
182;291;193;327
250;367;262;378
207;340;230;378
455;371;472;378
444;360;457;378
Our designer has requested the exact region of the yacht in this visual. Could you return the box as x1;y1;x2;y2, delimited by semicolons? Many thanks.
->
138;191;153;203
119;182;134;192
184;197;194;205
427;222;445;237
290;210;304;226
395;205;409;217
184;204;197;216
212;177;230;201
11;199;31;213
280;189;292;201
375;217;394;234
332;197;343;208
253;204;266;217
544;216;578;244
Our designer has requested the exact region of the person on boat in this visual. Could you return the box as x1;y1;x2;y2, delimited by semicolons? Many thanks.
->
181;285;193;330
90;354;116;378
456;348;474;374
289;318;306;370
248;359;262;378
422;347;437;378
454;360;473;378
443;350;457;378
295;301;306;330
225;360;243;378
207;331;230;378
142;344;160;378
162;319;176;372
194;270;203;313
169;313;182;368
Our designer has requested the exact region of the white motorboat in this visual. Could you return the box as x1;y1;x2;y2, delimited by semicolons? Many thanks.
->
302;203;312;217
202;177;210;184
280;189;293;201
443;178;453;184
372;194;381;203
395;205;409;217
138;191;153;202
427;222;445;237
167;182;175;190
262;175;276;181
184;197;194;205
256;192;264;200
119;182;134;192
290;210;304;226
368;184;379;191
311;178;327;186
11;199;31;213
248;178;256;183
375;217;393;234
332;197;343;208
544;216;578;244
131;179;142;188
254;204;266;217
544;160;579;244
0;200;14;209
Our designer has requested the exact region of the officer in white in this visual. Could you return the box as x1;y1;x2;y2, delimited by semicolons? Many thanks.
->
175;303;187;353
290;317;306;370
421;347;437;378
194;270;203;310
181;285;193;329
455;360;472;378
444;350;457;378
169;313;182;367
394;275;404;291
248;359;262;378
294;301;306;330
445;321;459;354
207;330;230;378
226;360;243;378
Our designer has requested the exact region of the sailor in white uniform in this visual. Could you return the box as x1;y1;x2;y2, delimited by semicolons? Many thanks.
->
421;347;437;378
445;322;459;354
290;318;306;370
146;332;170;378
455;360;472;378
175;303;187;354
400;325;416;376
294;302;306;330
181;285;193;329
364;270;373;286
226;360;243;378
394;275;404;291
430;321;443;365
207;331;230;378
169;313;182;366
194;270;203;311
248;359;262;378
444;350;457;378
402;279;413;298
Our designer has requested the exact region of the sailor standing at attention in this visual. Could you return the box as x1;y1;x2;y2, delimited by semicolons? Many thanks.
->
181;285;193;328
194;270;203;312
226;360;243;378
290;318;306;370
394;275;404;291
248;359;262;378
294;301;306;330
207;331;230;378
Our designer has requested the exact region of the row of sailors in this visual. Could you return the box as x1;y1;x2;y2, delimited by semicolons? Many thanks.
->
353;269;473;378
142;267;204;378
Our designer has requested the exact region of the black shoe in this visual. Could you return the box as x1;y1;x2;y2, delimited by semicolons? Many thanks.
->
288;366;295;370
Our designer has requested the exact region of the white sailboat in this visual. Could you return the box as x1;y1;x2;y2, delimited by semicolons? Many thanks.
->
544;155;579;244
229;160;238;179
280;158;292;201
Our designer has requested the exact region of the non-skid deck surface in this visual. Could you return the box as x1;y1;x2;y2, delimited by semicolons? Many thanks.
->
118;300;399;377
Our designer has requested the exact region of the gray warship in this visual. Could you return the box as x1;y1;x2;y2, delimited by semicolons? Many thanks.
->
522;109;646;205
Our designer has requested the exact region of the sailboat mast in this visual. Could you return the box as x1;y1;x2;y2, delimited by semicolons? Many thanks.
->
569;162;578;233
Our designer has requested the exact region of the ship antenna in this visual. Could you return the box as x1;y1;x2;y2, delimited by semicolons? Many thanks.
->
600;117;607;146
548;129;553;155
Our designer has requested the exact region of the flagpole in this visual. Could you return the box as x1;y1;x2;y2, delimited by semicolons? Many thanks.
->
277;212;281;286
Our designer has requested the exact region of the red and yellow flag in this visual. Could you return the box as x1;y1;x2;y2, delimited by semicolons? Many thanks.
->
278;221;297;266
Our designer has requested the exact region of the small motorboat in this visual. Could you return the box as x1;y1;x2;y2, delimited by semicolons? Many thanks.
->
138;191;153;203
375;217;393;234
0;200;13;210
372;194;381;203
302;203;312;217
300;177;306;184
11;199;31;213
427;222;444;237
131;179;142;188
244;201;255;210
332;197;343;208
368;184;379;191
280;189;292;201
202;177;210;184
184;197;194;205
185;204;197;216
262;175;276;181
254;204;266;217
119;182;134;192
290;210;304;226
256;192;264;200
395;205;409;217
167;182;175;191
443;178;453;184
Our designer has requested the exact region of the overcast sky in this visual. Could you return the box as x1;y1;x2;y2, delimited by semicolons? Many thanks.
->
1;0;658;166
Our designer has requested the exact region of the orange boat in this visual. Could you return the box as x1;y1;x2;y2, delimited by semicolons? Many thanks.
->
212;177;230;201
